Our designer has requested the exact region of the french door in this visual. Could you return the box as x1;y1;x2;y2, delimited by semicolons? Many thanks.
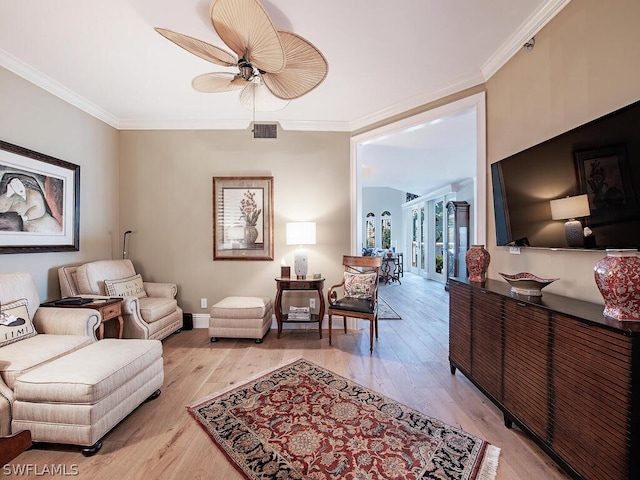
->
410;198;446;282
411;204;426;276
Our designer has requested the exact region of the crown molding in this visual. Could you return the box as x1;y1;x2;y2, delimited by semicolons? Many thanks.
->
348;72;484;132
118;117;252;130
481;0;572;80
0;48;120;129
117;117;351;131
278;120;351;132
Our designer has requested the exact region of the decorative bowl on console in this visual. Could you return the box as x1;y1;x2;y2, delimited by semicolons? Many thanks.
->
499;272;559;297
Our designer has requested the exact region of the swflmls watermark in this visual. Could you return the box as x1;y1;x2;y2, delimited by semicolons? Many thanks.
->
2;464;79;476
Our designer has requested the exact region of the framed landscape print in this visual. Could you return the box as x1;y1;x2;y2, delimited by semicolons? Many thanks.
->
0;140;80;254
213;176;274;260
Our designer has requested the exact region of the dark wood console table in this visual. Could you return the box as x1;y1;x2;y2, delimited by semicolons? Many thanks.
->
274;277;325;339
449;277;640;480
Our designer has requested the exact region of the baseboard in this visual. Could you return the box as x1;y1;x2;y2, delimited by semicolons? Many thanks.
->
192;313;210;329
192;314;361;330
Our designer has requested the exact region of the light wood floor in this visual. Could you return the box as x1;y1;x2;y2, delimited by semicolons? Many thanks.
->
10;273;572;479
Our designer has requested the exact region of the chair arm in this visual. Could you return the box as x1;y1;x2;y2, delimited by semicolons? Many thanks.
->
143;282;177;299
328;281;345;305
33;307;100;337
116;297;151;339
117;296;140;315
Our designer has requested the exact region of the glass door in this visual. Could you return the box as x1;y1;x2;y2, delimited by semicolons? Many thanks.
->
411;204;427;276
429;198;446;283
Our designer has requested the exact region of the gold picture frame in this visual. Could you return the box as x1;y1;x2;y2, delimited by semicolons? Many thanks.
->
213;176;274;261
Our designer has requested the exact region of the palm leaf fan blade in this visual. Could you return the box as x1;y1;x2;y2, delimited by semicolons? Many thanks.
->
192;73;245;93
154;28;237;67
262;31;328;100
210;0;285;73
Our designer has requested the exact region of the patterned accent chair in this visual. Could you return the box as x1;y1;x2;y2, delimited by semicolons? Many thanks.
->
327;255;382;354
59;259;182;341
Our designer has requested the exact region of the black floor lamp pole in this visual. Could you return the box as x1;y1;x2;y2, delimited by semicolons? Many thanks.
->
122;230;132;259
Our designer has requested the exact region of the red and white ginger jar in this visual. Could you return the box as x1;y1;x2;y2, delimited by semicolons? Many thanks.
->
594;249;640;321
465;245;491;283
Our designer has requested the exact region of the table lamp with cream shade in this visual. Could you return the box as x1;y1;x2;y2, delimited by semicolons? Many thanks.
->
286;222;316;279
550;194;591;247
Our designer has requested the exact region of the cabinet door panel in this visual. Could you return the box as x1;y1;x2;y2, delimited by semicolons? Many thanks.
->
552;313;632;480
503;300;550;440
471;289;503;401
449;281;472;373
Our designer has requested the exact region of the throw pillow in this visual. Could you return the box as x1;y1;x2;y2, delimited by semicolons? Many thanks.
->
0;298;37;347
344;272;377;299
104;274;147;298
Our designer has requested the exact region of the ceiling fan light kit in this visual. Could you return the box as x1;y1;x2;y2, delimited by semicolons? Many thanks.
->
155;0;328;112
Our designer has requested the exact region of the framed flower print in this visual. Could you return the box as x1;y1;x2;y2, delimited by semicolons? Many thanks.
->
213;176;274;260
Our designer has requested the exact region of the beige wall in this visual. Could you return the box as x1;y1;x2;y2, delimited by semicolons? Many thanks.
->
0;67;119;301
486;0;640;303
0;64;350;313
119;129;351;314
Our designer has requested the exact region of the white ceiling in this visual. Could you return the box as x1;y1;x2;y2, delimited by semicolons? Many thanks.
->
360;107;479;195
0;0;569;132
0;1;569;197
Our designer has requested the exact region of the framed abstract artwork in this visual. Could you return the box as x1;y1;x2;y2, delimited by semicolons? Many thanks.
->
213;176;274;260
0;140;80;254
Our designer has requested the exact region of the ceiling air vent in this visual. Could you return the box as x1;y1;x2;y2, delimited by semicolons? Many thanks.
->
253;123;277;139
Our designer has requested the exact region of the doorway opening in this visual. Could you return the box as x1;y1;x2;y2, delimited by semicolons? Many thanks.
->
351;92;486;266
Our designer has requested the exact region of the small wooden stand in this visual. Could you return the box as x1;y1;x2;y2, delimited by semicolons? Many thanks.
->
0;430;32;466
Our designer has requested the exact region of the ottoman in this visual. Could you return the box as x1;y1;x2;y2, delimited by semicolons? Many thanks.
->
12;339;164;455
209;296;273;343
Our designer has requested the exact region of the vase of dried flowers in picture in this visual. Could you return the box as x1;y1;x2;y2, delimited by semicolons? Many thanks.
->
465;245;491;283
240;190;261;246
594;249;640;321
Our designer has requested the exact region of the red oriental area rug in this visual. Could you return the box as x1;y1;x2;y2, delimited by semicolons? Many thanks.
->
188;358;500;480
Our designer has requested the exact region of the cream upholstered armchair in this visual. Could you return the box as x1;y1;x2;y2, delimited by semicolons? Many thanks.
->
58;259;182;341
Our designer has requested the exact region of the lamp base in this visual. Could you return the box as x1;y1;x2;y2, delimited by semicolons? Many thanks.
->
294;248;308;279
564;219;584;247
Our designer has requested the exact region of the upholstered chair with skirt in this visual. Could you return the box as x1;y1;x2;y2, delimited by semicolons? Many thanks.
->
59;259;182;341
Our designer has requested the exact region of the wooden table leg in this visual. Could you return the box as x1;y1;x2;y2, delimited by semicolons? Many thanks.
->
116;315;124;339
97;322;105;340
275;287;284;339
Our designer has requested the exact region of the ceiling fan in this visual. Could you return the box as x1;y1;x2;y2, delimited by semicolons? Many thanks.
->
155;0;328;111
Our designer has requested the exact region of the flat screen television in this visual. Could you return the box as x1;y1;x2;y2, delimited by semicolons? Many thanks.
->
491;98;640;250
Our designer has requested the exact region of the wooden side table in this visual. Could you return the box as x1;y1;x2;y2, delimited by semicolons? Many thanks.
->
381;256;402;284
274;277;325;339
41;298;124;340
